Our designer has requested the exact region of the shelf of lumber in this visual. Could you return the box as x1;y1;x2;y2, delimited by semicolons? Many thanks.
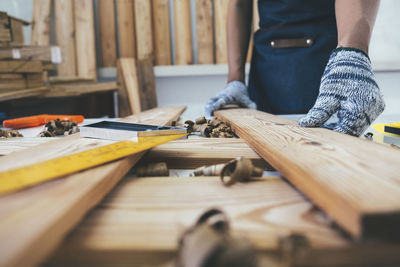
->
0;106;186;267
47;176;400;267
215;109;400;240
43;81;118;98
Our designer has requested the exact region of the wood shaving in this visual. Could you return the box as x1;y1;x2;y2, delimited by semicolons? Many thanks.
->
38;119;79;137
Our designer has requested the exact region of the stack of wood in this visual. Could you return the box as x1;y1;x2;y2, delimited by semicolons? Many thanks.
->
0;11;61;98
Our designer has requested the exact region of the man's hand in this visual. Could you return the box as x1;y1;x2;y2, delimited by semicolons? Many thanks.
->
205;81;257;117
298;48;385;136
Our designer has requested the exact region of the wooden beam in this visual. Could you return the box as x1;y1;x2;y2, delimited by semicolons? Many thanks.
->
0;87;48;102
74;0;97;80
152;0;172;65
44;81;118;97
116;0;136;58
196;0;214;64
0;60;43;73
214;0;229;64
134;0;154;61
98;0;117;67
215;109;400;240
47;176;400;266
173;0;192;65
55;0;77;77
141;138;270;169
0;106;186;267
0;46;61;63
31;0;51;46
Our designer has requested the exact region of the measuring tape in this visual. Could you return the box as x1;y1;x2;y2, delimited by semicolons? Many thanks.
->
0;133;187;196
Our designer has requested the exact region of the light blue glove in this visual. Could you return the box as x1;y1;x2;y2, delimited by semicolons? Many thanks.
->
205;81;257;117
298;47;385;136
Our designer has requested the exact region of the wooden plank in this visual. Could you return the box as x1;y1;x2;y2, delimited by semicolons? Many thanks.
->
0;87;48;102
152;0;171;65
141;138;270;169
173;0;192;65
0;106;186;267
117;58;141;115
31;0;51;46
98;0;117;67
0;28;11;42
74;0;97;80
44;81;118;97
134;0;154;61
0;46;61;63
0;60;43;73
10;19;24;44
196;0;214;64
116;0;136;58
47;176;400;266
55;0;77;77
136;57;158;111
214;0;229;64
26;73;45;88
215;109;400;240
0;138;54;156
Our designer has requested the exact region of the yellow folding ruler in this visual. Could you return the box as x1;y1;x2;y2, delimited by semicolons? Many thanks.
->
0;133;187;196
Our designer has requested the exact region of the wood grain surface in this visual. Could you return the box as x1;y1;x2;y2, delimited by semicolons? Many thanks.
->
214;0;229;64
98;0;117;67
0;87;48;102
74;0;97;80
134;0;154;61
0;106;186;267
215;109;400;240
196;0;214;64
116;0;136;58
47;176;400;266
31;0;51;46
55;0;77;77
117;58;141;114
173;0;192;65
152;0;172;65
141;137;270;169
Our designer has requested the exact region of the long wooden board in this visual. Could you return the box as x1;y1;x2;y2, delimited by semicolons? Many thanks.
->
117;58;141;115
174;0;192;65
0;87;48;102
196;0;214;64
0;106;186;267
74;0;97;80
116;0;136;58
47;176;400;266
152;0;172;65
134;0;153;61
215;109;400;240
31;0;51;46
55;0;77;77
214;0;229;64
141;138;269;169
98;0;117;67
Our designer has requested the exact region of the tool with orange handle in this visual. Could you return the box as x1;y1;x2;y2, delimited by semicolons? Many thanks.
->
2;114;85;129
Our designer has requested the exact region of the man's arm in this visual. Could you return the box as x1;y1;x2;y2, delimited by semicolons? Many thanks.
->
335;0;380;54
227;0;253;83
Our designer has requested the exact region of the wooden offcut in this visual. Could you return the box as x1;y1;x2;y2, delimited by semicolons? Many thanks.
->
116;0;136;58
31;0;51;46
74;0;97;80
174;0;192;65
215;109;400;240
152;0;172;65
55;0;77;77
134;0;154;61
136;57;158;111
214;0;229;64
0;106;186;267
196;0;214;64
98;0;117;67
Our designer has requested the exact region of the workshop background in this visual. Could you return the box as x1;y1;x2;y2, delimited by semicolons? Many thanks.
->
0;0;399;119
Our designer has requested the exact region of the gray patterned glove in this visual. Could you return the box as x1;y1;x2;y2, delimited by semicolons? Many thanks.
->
205;81;257;117
298;47;385;136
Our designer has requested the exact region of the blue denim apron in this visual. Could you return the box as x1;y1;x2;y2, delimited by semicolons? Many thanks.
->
248;0;337;114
